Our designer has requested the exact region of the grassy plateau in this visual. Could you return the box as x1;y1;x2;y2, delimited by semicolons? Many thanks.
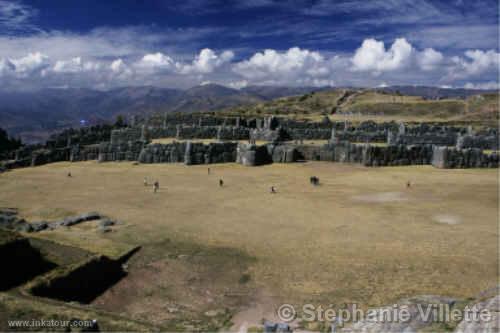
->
0;161;497;329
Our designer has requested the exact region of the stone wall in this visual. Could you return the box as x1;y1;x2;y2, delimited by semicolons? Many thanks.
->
69;144;100;162
177;126;218;139
286;128;331;140
30;148;70;167
216;127;250;140
237;142;435;167
97;141;144;162
236;143;272;166
391;133;457;146
456;134;498;150
185;142;237;165
110;127;144;145
432;146;499;168
46;124;117;149
138;142;186;163
146;125;249;141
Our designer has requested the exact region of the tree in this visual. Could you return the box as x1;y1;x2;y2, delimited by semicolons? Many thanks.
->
114;114;127;128
0;128;22;157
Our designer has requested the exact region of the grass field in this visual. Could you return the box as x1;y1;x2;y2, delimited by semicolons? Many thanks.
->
0;161;497;328
214;89;499;127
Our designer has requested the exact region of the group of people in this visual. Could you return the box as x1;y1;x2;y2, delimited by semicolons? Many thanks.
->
67;171;411;195
142;167;279;195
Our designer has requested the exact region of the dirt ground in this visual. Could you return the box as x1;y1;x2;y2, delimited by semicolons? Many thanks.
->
0;161;497;328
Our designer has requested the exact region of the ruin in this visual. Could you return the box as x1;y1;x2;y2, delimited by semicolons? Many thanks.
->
1;114;498;170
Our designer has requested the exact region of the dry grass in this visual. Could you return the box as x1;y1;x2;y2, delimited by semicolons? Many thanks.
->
0;162;497;315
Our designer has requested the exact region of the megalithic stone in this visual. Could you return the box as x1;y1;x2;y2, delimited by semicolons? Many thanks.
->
456;133;464;150
217;126;222;140
398;122;406;135
140;124;146;142
184;141;193;165
387;131;395;145
163;113;168;129
176;124;181;139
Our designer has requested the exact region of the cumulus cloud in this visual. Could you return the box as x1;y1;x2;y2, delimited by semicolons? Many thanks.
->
351;38;413;73
0;58;15;76
450;49;499;78
52;57;100;73
7;52;49;76
178;48;234;74
110;58;127;73
233;47;332;86
417;48;443;71
136;52;174;70
0;35;496;90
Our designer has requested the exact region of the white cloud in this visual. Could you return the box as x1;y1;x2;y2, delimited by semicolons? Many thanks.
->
417;48;443;71
52;57;100;73
136;52;174;70
0;58;15;76
452;50;499;76
351;38;413;73
228;79;248;89
464;81;499;90
0;30;496;91
178;48;234;74
233;47;331;85
110;58;127;73
9;52;49;75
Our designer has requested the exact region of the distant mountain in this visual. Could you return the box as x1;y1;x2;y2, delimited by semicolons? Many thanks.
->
0;84;496;143
0;84;320;143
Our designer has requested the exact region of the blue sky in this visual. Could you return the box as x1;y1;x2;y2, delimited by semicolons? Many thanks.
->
0;0;498;90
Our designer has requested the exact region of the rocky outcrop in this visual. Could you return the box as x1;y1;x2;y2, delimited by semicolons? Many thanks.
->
454;295;499;333
0;209;116;233
339;295;457;333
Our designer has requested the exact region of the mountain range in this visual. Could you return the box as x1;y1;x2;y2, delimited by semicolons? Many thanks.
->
0;84;496;143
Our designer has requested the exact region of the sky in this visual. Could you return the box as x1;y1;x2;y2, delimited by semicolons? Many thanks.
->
0;0;498;91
